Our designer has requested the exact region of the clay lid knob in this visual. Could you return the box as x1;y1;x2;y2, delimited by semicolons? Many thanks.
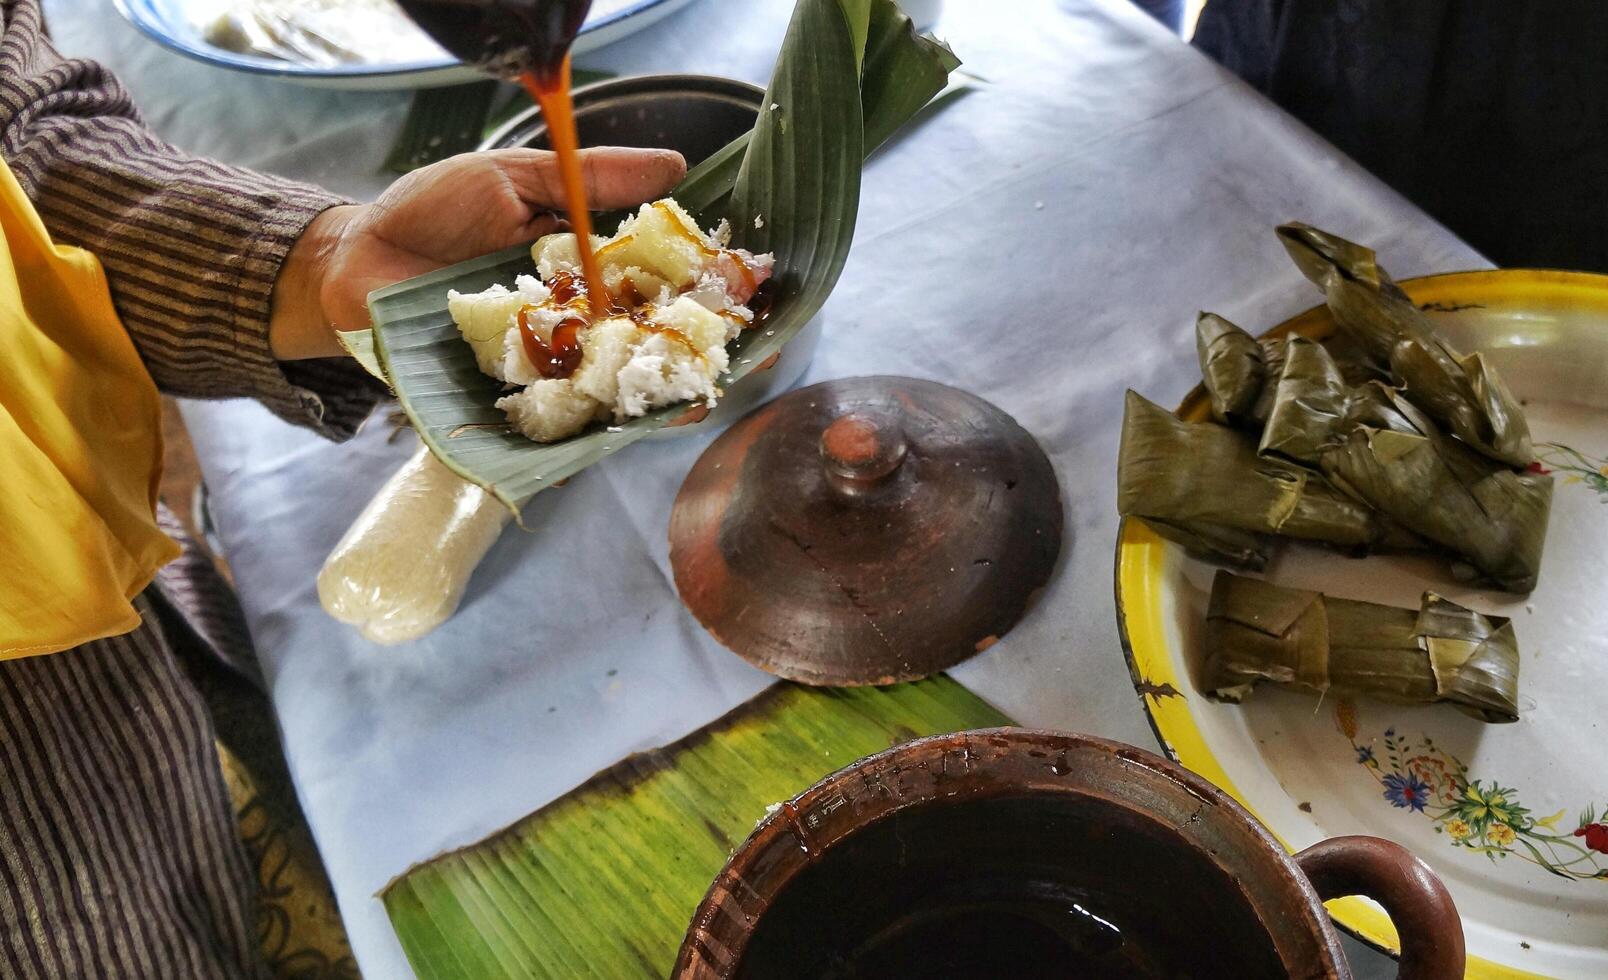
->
820;411;906;491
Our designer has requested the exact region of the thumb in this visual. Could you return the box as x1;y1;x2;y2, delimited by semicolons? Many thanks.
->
488;146;688;212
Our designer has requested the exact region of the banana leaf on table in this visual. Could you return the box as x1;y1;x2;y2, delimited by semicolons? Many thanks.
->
1277;222;1532;467
381;677;1010;980
359;0;960;513
1203;570;1520;723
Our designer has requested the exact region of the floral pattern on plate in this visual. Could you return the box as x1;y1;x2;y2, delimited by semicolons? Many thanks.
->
1530;442;1608;501
1335;701;1608;881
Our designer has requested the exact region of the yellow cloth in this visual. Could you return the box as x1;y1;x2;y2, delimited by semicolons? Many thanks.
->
0;160;178;658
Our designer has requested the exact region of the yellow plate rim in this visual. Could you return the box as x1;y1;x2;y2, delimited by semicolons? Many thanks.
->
1115;267;1608;980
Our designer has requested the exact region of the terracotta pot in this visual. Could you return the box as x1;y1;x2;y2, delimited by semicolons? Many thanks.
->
675;730;1464;979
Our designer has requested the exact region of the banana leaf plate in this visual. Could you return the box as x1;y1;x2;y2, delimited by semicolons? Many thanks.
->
1117;270;1608;979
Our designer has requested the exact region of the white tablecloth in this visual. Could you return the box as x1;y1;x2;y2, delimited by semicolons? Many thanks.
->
44;0;1484;975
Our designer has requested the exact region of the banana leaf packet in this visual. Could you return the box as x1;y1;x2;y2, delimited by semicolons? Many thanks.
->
1276;223;1532;468
1196;312;1380;431
1196;312;1274;427
1203;570;1520;723
1323;400;1552;593
1258;338;1553;593
1117;390;1419;569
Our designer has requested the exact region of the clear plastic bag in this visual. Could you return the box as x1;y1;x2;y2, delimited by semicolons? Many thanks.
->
318;446;511;644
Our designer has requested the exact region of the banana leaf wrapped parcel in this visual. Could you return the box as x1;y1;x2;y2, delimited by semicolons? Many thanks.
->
1258;337;1427;463
1203;571;1520;723
1126;220;1551;629
1196;312;1381;431
1252;337;1552;592
1319;390;1553;593
1277;223;1532;467
1196;312;1274;427
1118;391;1419;568
1257;337;1355;464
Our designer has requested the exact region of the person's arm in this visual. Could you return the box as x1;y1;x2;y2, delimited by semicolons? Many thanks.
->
0;0;378;436
0;0;683;438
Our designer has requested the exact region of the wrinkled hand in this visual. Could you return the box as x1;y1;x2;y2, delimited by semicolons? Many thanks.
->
269;146;686;360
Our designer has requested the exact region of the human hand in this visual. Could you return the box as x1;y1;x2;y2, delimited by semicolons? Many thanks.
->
269;146;686;360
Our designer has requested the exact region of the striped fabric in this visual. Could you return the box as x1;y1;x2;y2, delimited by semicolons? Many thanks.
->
0;0;386;975
0;596;268;980
146;503;362;979
153;504;264;691
0;0;383;437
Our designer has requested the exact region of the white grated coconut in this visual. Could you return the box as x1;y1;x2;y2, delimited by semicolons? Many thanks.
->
446;197;773;443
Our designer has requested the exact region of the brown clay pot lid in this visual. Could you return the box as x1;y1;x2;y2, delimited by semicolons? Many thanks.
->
668;376;1063;685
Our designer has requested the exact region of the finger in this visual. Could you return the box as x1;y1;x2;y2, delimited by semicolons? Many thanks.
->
489;146;687;211
580;146;687;207
520;213;563;239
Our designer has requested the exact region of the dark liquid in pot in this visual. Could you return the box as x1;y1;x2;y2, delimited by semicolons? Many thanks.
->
737;794;1286;979
825;899;1173;979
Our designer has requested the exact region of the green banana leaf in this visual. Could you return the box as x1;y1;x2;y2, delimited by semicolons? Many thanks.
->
382;677;1010;979
1257;336;1352;464
646;2;957;225
384;80;501;174
365;0;959;513
1195;312;1268;427
335;328;385;383
1203;570;1520;723
383;71;619;175
1117;390;1415;568
1318;388;1553;593
1276;222;1532;467
860;1;963;150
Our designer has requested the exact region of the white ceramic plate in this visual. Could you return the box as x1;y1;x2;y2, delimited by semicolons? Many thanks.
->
1118;270;1608;979
111;0;702;89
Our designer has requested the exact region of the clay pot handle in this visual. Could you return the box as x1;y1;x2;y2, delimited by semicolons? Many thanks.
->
1294;836;1465;980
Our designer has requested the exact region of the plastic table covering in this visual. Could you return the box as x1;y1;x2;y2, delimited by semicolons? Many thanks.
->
44;0;1485;975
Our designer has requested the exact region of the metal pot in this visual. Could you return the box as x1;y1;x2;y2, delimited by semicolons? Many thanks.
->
675;730;1465;979
480;74;823;438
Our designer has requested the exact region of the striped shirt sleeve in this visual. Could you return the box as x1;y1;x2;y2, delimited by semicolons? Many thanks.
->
0;0;384;438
